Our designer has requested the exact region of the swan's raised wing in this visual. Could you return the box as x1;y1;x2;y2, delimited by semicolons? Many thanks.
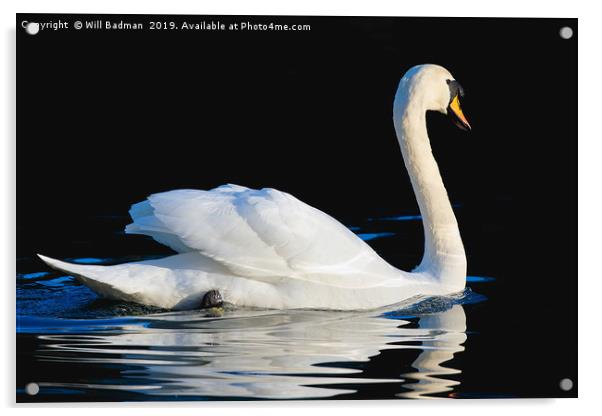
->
125;184;399;286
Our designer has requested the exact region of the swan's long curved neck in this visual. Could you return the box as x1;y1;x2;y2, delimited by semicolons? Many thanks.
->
393;89;466;291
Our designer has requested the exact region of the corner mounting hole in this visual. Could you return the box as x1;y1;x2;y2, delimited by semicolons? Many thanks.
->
25;382;39;395
559;26;573;39
25;22;40;35
559;378;573;391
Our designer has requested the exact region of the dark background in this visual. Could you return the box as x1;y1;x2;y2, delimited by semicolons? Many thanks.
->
17;14;577;398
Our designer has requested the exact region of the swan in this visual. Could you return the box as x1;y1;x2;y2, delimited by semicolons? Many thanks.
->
38;64;472;311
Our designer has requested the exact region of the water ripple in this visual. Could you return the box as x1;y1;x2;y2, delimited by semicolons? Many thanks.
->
21;304;470;399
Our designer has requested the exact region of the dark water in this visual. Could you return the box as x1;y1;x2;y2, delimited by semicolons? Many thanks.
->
16;209;576;402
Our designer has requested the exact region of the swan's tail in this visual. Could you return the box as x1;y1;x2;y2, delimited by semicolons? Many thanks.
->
36;253;218;310
37;254;145;304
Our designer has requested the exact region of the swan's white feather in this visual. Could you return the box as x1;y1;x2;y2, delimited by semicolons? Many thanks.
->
37;252;283;310
126;184;400;286
37;251;435;310
38;184;440;310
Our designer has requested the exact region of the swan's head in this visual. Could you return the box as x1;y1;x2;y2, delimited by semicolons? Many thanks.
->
398;64;471;131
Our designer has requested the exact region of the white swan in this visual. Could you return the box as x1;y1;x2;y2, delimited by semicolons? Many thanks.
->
39;64;472;311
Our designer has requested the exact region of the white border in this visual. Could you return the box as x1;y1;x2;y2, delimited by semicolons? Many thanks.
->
2;1;600;414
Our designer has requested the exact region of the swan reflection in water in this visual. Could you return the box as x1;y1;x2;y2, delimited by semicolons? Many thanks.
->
32;300;467;399
395;305;466;399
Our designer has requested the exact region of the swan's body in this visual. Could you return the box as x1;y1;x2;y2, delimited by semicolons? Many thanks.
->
39;64;470;310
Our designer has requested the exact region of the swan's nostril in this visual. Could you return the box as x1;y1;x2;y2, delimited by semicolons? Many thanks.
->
201;289;223;308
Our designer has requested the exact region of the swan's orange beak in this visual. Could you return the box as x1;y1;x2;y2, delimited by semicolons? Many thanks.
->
448;95;471;131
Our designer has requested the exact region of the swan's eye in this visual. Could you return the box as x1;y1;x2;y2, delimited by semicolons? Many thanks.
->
446;79;465;104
